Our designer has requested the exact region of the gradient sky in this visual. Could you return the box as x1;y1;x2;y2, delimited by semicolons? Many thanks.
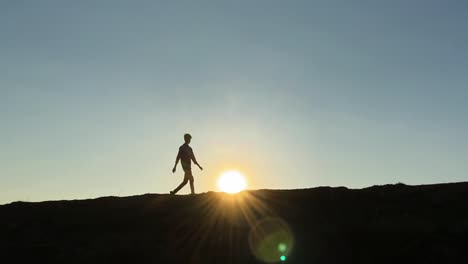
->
1;0;468;204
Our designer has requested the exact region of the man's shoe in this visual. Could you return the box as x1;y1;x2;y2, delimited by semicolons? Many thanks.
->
170;191;175;195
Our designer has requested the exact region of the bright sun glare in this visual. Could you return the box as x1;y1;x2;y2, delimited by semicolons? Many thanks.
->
217;170;247;194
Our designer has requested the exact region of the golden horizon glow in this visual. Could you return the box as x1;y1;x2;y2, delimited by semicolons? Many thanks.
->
217;170;247;194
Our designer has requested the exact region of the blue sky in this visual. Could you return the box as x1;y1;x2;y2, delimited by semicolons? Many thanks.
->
1;0;468;203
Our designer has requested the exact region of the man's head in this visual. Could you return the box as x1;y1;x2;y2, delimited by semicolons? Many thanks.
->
184;133;192;144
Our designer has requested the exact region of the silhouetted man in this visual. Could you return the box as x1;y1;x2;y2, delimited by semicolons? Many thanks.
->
170;133;203;195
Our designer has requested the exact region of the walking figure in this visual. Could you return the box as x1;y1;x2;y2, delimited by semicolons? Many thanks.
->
170;133;203;195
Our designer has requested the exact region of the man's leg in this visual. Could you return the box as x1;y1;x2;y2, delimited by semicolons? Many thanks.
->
188;171;195;194
172;173;189;194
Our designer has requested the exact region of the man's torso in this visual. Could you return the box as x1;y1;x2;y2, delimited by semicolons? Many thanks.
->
179;144;193;170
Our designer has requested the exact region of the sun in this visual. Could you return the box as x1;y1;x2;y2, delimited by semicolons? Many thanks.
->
217;170;247;194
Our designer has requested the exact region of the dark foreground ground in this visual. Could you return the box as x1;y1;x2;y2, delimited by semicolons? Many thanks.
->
1;182;468;264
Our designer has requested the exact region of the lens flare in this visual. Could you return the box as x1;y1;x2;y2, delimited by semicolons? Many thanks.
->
278;243;287;253
248;217;294;263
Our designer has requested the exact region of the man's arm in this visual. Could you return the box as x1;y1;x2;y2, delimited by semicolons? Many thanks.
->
172;149;181;173
191;149;203;170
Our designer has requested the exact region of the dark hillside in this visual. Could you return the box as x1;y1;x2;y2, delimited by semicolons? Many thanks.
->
1;182;468;263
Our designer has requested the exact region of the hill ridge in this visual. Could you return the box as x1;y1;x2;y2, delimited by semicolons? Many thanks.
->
3;181;467;206
1;182;467;263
